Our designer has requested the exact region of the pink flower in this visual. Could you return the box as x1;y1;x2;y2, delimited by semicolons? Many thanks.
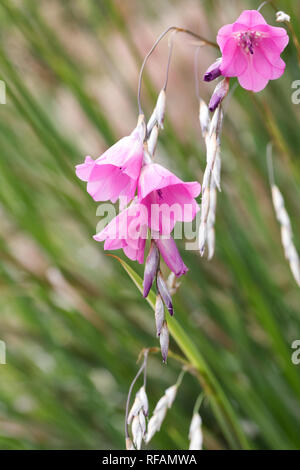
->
93;202;148;264
155;236;188;277
217;9;289;92
75;124;144;204
138;163;201;235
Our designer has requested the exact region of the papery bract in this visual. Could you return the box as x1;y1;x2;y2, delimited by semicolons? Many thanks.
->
157;270;173;316
93;202;148;264
76;123;144;204
138;163;201;235
217;9;289;92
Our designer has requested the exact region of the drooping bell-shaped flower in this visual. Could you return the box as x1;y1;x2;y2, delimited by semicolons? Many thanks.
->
76;116;145;204
217;9;289;92
93;202;148;264
138;163;201;235
155;236;188;278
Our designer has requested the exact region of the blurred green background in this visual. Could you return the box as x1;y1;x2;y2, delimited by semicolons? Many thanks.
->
0;0;300;450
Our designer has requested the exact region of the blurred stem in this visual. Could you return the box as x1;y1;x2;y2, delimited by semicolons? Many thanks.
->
252;95;300;183
193;393;204;415
266;142;275;186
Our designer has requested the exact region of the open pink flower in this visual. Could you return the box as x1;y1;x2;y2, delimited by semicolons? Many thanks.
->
93;202;148;264
217;9;289;92
138;163;200;235
75;124;144;204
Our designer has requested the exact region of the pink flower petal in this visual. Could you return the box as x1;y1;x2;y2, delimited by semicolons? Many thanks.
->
253;46;273;79
217;23;234;50
138;163;200;201
232;22;249;33
75;156;95;181
87;167;129;202
236;10;267;27
138;163;200;235
255;44;286;80
238;58;269;92
220;38;248;76
94;202;147;263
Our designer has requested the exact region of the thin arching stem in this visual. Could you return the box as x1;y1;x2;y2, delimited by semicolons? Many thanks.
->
125;351;149;439
137;26;217;114
257;1;270;12
175;368;186;387
163;31;177;91
143;349;149;387
193;392;204;415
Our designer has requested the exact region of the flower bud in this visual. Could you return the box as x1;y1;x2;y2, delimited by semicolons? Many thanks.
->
143;241;160;298
155;294;165;337
208;78;230;112
276;11;290;23
147;89;166;134
137;386;149;417
139;409;146;435
165;385;178;408
189;413;203;450
127;395;142;424
155;89;166;129
203;58;222;82
160;321;169;363
147;123;159;157
145;415;160;443
132;415;143;450
157;271;173;316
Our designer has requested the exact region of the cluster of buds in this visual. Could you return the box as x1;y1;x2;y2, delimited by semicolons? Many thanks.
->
267;144;300;288
203;57;229;112
145;383;178;443
127;385;149;450
126;358;205;451
198;99;223;258
271;184;300;287
126;354;186;450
